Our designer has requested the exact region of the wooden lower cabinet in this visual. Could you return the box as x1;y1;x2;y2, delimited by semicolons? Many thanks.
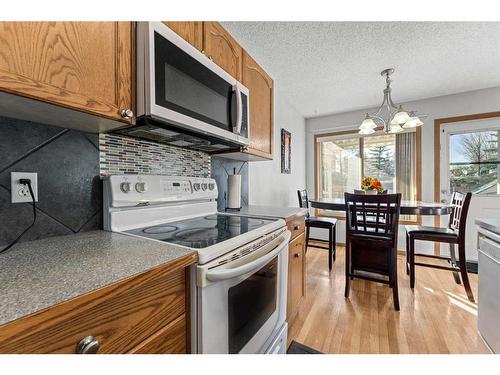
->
287;233;306;324
0;254;196;354
286;213;306;332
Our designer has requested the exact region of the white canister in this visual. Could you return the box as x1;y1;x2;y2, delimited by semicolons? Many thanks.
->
227;174;242;209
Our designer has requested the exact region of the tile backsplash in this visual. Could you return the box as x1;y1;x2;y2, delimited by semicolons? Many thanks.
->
1;115;248;248
0;116;101;248
99;133;211;177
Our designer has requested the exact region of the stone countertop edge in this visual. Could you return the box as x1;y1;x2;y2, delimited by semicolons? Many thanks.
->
0;230;196;326
476;218;500;236
234;205;308;220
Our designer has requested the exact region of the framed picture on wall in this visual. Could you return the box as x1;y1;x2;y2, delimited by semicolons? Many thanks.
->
281;128;291;174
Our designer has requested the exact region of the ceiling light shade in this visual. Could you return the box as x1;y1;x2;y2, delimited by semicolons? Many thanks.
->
359;69;420;135
403;116;423;128
358;127;375;135
388;124;403;133
390;107;411;125
359;116;377;130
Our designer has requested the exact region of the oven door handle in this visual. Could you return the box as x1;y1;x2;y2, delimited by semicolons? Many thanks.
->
232;84;243;135
206;231;291;282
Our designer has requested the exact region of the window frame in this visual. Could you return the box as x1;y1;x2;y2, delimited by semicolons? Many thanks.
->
314;127;422;225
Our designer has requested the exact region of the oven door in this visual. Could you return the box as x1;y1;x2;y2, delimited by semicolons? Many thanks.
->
196;231;289;354
137;22;249;146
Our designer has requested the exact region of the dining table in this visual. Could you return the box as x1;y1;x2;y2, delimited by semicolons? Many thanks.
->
308;197;453;216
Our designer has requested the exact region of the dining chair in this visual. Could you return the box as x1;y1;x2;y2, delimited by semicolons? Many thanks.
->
344;192;402;310
405;191;474;302
297;190;337;271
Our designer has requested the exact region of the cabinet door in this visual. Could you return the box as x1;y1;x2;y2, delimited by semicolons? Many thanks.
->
162;22;203;51
0;22;133;123
242;51;274;159
287;233;305;322
203;22;242;81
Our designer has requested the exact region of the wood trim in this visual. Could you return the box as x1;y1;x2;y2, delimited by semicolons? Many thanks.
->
314;127;422;224
433;110;500;254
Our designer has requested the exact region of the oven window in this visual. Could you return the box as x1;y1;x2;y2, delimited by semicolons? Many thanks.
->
154;32;233;131
228;257;278;354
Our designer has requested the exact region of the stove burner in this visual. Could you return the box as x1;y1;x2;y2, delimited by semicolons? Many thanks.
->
173;227;231;248
142;224;178;234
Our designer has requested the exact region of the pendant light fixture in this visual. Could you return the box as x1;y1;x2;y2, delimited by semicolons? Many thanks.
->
358;68;423;135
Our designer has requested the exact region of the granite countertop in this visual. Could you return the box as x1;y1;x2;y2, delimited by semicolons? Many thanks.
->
235;205;308;220
476;218;500;236
0;230;196;326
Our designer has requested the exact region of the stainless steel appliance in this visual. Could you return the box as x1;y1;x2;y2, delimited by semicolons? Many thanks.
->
115;22;250;153
477;222;500;353
103;174;289;354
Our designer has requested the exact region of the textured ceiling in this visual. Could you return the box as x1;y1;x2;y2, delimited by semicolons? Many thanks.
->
222;22;500;118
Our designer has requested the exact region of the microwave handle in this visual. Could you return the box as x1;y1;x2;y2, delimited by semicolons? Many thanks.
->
232;84;243;135
206;231;290;282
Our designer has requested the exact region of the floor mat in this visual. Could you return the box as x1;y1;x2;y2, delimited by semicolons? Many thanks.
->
287;340;323;354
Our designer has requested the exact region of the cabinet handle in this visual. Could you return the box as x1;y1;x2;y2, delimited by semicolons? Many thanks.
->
294;253;300;258
294;225;300;230
120;108;134;120
76;336;100;354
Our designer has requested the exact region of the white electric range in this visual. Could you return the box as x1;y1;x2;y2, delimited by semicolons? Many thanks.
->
103;174;289;354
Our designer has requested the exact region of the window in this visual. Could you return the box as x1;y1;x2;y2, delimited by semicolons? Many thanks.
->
449;130;499;195
315;129;419;220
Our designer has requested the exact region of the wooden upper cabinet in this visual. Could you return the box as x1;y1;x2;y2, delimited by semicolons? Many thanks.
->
203;22;242;81
162;22;203;51
242;51;274;159
0;22;133;124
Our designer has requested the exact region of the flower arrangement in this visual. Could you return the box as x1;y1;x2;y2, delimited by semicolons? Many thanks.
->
361;177;384;193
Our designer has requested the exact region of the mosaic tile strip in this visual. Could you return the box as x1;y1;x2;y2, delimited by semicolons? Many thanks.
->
99;133;211;178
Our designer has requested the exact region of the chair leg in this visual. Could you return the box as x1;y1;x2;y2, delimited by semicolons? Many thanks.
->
405;233;410;275
344;241;351;298
458;243;475;302
409;235;415;289
392;249;400;311
332;225;336;261
328;226;333;271
449;243;461;285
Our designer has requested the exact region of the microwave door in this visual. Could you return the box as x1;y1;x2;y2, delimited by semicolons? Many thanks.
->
154;32;233;128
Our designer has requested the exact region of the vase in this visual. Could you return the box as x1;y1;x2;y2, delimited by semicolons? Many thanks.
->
365;189;378;195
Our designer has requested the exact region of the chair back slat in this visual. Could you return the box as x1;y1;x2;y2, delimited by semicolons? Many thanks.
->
448;192;472;235
345;192;401;239
297;190;310;217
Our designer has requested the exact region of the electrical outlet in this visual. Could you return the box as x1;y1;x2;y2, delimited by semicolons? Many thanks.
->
11;172;38;203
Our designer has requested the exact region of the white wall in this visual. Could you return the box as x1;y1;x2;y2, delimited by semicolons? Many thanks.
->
306;86;500;258
249;83;307;207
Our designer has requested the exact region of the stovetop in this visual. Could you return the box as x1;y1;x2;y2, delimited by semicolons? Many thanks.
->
125;213;276;249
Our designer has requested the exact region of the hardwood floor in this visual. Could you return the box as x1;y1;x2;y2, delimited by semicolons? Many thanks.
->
288;244;489;354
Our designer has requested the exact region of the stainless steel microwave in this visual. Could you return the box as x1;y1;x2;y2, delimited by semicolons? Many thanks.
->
115;22;250;152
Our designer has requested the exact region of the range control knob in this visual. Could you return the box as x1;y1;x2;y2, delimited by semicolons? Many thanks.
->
208;183;215;191
193;183;201;191
120;182;131;193
135;182;147;193
201;183;208;191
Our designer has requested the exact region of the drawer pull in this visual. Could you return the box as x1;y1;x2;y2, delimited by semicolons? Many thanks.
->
76;336;100;354
294;253;300;258
294;225;300;230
